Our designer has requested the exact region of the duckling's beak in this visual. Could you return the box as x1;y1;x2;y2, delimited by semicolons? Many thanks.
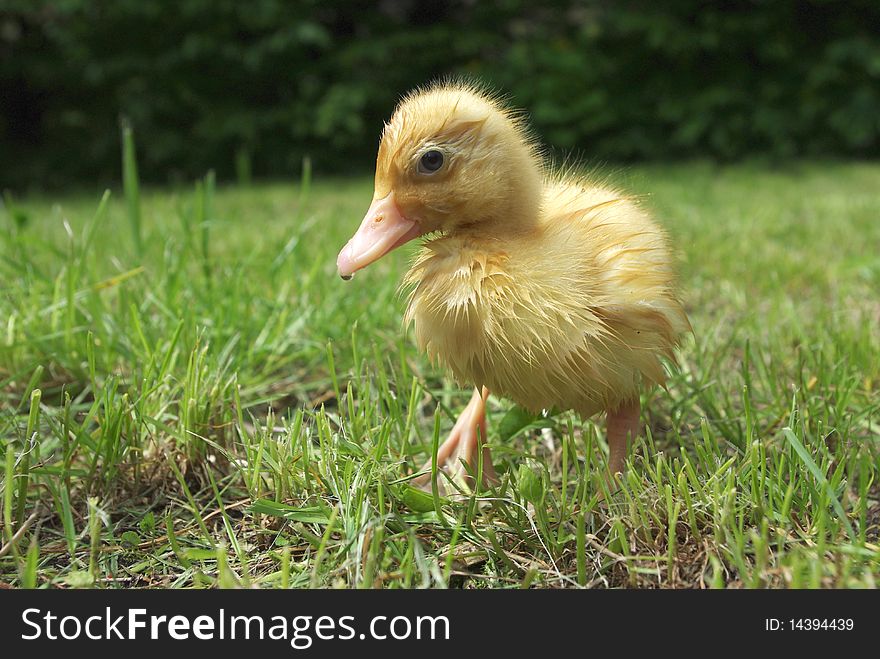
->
337;192;422;279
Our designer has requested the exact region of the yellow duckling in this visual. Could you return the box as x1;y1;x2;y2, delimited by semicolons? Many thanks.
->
337;82;690;489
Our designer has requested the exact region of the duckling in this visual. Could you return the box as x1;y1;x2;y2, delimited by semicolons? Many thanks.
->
337;82;690;490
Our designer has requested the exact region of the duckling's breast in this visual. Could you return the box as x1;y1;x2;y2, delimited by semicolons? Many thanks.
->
403;237;629;416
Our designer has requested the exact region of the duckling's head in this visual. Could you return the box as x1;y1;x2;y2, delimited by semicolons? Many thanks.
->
337;82;542;278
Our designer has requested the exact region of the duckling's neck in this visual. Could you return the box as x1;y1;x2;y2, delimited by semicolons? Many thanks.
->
500;176;544;231
504;138;543;224
461;161;543;236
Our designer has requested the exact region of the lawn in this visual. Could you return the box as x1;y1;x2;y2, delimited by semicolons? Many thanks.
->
1;160;878;588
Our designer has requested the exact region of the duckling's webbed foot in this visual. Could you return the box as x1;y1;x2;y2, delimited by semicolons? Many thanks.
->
605;398;642;478
414;387;498;494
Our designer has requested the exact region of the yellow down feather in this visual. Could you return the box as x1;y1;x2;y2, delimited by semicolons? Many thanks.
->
377;82;691;417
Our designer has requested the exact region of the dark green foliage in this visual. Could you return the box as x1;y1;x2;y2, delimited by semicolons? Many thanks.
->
1;0;878;189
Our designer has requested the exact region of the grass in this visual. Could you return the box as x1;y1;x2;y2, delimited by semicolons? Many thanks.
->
1;159;878;589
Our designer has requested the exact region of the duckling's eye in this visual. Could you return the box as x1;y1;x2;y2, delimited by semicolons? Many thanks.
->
418;150;444;174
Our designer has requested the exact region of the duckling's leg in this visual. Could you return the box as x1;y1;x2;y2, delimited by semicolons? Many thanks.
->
414;387;498;493
606;398;641;477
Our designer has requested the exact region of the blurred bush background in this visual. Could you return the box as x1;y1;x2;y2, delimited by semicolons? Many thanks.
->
1;0;878;190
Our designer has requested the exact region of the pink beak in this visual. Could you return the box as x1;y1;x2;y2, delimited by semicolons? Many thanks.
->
337;192;423;279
